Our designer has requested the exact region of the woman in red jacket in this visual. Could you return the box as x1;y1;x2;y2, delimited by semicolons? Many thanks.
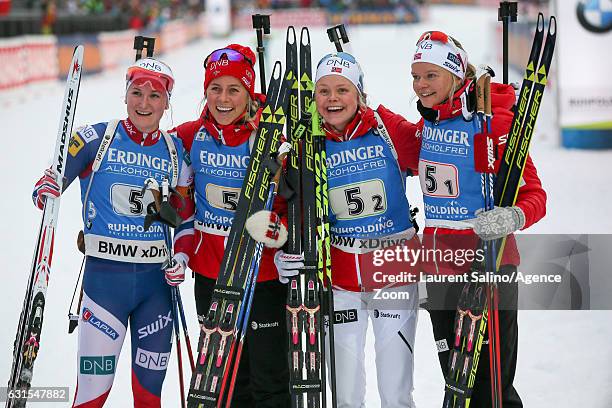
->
411;31;546;408
168;44;289;407
277;51;422;407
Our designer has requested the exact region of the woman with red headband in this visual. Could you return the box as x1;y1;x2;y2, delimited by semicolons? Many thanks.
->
32;57;188;407
168;44;290;407
411;31;546;407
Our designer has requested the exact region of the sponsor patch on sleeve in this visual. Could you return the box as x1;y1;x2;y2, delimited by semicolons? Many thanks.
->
80;124;99;143
69;133;85;157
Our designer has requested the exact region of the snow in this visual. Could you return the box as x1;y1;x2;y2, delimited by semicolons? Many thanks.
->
2;4;612;407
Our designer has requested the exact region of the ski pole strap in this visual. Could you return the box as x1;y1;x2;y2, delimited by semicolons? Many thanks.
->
372;110;405;188
92;120;120;172
160;130;179;188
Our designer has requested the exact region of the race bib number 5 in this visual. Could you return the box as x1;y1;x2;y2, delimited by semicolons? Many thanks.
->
110;183;156;217
419;159;459;198
205;184;241;212
329;179;386;220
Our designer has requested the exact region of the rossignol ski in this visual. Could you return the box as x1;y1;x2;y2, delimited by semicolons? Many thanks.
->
6;45;84;408
443;13;556;408
187;61;291;408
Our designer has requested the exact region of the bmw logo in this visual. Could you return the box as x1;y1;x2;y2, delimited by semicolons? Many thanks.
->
577;0;612;33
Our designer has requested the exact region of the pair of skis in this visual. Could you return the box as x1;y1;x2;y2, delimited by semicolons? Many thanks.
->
186;62;292;407
5;46;84;408
442;13;556;408
283;26;338;408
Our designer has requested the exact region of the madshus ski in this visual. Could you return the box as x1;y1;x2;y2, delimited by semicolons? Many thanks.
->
283;26;326;408
6;45;84;408
442;13;556;408
187;61;292;408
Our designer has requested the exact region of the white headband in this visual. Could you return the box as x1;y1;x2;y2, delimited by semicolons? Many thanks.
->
412;38;468;80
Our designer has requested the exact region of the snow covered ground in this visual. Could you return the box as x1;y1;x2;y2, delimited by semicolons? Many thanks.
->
2;4;612;407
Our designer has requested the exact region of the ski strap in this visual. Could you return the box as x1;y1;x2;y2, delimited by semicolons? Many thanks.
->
373;110;406;192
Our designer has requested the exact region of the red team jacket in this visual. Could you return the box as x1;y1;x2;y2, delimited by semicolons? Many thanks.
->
416;81;547;275
169;105;285;282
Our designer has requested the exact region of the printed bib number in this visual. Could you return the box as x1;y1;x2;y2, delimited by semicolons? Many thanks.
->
419;160;460;198
111;183;156;217
206;184;240;212
329;179;386;220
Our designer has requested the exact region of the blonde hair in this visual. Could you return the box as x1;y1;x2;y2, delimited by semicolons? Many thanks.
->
445;35;476;103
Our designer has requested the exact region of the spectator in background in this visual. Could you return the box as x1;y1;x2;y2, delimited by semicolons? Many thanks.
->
41;0;56;34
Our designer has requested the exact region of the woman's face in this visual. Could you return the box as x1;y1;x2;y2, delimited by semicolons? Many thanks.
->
315;75;360;133
206;76;250;125
411;62;457;108
126;83;167;133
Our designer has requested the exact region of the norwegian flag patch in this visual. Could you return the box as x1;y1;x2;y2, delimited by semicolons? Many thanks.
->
332;67;343;73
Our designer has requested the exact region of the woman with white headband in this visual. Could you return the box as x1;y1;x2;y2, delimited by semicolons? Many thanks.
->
32;58;189;407
275;51;422;407
411;31;546;407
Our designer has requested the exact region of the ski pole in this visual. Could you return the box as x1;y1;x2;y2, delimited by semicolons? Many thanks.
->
175;288;195;372
252;14;271;94
498;1;517;85
224;180;277;407
170;284;187;408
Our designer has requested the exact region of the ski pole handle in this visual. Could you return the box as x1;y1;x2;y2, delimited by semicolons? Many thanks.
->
498;1;518;84
133;36;156;61
327;24;349;52
252;14;271;94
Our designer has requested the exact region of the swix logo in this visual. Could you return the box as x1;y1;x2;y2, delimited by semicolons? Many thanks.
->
138;311;172;339
82;308;119;340
487;136;495;170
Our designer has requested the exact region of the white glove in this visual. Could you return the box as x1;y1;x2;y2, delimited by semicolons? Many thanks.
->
245;210;288;248
465;206;525;241
163;252;188;286
274;250;304;284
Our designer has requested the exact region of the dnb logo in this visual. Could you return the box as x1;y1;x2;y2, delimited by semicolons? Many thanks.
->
80;355;116;375
577;0;612;33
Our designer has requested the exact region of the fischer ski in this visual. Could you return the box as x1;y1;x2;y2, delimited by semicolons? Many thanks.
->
443;13;556;408
187;61;291;408
6;45;84;408
283;26;328;408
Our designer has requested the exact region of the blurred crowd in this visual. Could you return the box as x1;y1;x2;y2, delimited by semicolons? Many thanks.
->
32;0;201;33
